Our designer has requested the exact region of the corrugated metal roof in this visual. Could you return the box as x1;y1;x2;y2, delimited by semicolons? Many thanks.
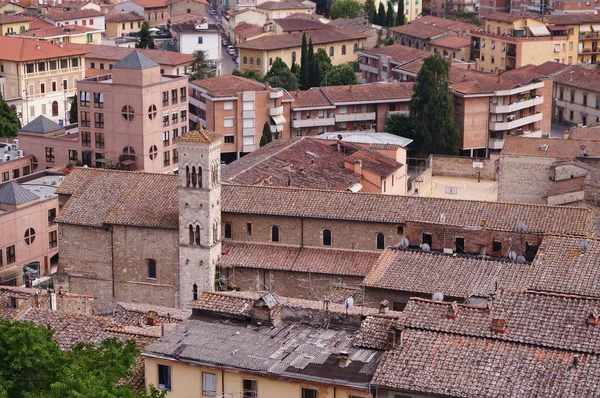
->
0;182;39;206
113;50;159;70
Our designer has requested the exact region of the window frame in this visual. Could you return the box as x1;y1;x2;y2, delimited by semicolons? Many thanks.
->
147;259;157;279
157;364;171;391
202;372;217;397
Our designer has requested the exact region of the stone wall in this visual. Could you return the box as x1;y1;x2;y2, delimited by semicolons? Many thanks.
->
498;155;556;203
546;191;585;205
432;153;499;180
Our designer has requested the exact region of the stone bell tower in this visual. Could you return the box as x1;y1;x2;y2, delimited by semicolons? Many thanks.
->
175;129;222;308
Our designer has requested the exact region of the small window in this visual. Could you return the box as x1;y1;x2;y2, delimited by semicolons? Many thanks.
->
271;226;280;243
24;228;36;245
376;233;385;250
6;245;15;264
322;228;332;246
148;104;157;120
147;259;157;279
193;283;198;300
243;379;257;398
302;388;318;398
224;135;235;144
422;233;432;247
224;223;232;239
49;231;57;249
198;36;203;44
493;240;502;252
341;44;346;55
202;372;217;397
455;237;465;254
247;223;252;235
122;105;134;121
149;145;158;161
158;364;171;391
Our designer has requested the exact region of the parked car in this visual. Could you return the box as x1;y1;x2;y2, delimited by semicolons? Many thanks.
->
228;48;235;56
235;57;239;64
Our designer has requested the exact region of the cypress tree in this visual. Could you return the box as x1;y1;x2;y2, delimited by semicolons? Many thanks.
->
300;33;310;89
308;38;319;88
386;2;394;27
396;0;405;25
377;3;386;26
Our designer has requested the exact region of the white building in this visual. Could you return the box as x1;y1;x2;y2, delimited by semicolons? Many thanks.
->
171;20;221;62
41;9;105;33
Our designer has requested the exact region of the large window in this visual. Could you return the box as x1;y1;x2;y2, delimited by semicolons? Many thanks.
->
93;92;104;108
45;147;55;163
121;105;134;121
95;133;105;149
202;373;217;397
163;151;170;167
242;379;257;398
48;208;57;226
80;91;90;107
68;150;78;162
157;364;171;391
94;113;104;128
81;131;91;147
376;233;385;250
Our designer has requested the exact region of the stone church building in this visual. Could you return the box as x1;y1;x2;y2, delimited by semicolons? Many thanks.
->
55;130;595;311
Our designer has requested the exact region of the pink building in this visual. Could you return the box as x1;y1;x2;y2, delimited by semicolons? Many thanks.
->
0;173;61;286
76;51;189;172
0;141;33;182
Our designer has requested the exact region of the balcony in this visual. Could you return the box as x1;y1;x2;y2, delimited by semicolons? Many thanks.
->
270;124;283;133
387;110;409;118
189;96;206;110
580;32;600;40
335;112;376;122
579;48;600;54
488;138;505;150
360;63;378;74
490;96;543;113
489;112;543;131
269;105;283;116
292;117;335;128
269;90;283;99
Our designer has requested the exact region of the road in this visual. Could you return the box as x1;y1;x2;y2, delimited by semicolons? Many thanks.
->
206;4;238;75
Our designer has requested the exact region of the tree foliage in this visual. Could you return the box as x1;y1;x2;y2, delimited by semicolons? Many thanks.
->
260;122;272;147
376;2;386;25
0;320;165;398
409;54;460;155
364;0;376;22
264;59;298;91
300;33;309;89
315;49;333;80
137;21;155;49
188;50;213;81
232;68;264;82
68;96;77;125
386;1;395;27
0;93;20;138
325;64;358;86
384;114;421;153
396;0;405;25
308;39;321;88
329;0;363;19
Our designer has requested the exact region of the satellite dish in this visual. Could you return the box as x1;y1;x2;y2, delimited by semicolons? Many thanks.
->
516;256;526;263
421;243;431;252
580;239;590;252
508;251;517;261
344;297;354;310
432;292;444;301
400;237;410;248
516;222;527;233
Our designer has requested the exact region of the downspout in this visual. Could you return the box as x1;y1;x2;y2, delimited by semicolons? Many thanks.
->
107;224;115;300
221;368;225;397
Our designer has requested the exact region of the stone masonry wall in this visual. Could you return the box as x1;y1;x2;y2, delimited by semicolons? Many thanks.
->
498;155;556;203
432;153;500;180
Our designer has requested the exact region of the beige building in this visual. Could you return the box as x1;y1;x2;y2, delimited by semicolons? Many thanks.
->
189;74;292;162
76;50;189;171
0;172;61;286
390;16;476;51
237;27;368;76
16;25;103;44
0;14;30;36
255;0;315;19
0;36;86;126
104;12;144;39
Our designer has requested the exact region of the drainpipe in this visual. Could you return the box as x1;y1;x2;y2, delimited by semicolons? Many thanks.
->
105;224;115;301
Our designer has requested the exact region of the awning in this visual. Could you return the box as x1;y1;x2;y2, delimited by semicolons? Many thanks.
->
120;159;135;165
547;25;568;31
580;24;592;33
528;25;551;37
592;24;600;32
0;266;21;284
95;158;112;164
271;114;286;125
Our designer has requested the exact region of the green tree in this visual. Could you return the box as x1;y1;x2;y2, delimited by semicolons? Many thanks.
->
267;68;299;91
376;2;386;25
233;68;264;82
300;33;310;89
329;0;363;19
308;38;321;88
0;320;166;398
384;28;394;45
410;53;460;155
68;96;77;125
0;94;20;138
137;21;155;49
364;0;376;22
188;50;213;81
315;48;333;81
325;64;358;86
260;122;273;146
264;58;290;80
396;0;405;25
386;2;395;27
384;114;422;153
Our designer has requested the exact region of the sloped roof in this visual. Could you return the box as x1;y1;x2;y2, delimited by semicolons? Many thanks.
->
191;74;270;97
237;27;367;50
113;50;158;69
65;43;194;66
175;129;222;144
0;182;39;206
105;12;144;22
19;115;62;134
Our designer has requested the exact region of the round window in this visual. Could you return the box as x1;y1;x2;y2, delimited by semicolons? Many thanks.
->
121;105;134;121
24;228;36;245
149;145;158;161
148;104;157;120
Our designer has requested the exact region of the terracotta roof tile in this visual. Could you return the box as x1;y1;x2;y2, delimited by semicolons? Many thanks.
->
538;13;600;25
237;27;368;51
17;25;100;38
130;0;168;8
290;88;332;108
430;35;471;49
389;23;449;39
175;129;222;144
191;74;270;97
552;65;600;93
220;241;380;276
273;17;327;32
354;316;398;349
544;177;586;198
360;43;430;62
234;23;265;39
43;8;104;21
345;146;402;177
64;43;194;66
0;14;30;24
363;249;532;297
569;125;600;141
409;15;477;31
482;11;539;23
105;12;144;22
191;291;254;316
321;81;414;103
221;185;594;235
502;136;600;159
0;36;87;62
257;0;314;10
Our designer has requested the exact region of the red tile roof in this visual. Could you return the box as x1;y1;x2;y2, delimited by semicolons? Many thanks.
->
290;88;332;108
175;129;222;144
321;81;415;103
191;291;254;316
17;25;100;38
273;17;327;32
551;65;600;93
43;8;104;21
191;74;270;97
389;23;448;39
0;14;30;24
237;28;368;51
360;43;430;62
345;145;402;177
220;241;380;276
130;0;168;8
354;316;399;349
569;125;600;141
0;36;88;61
409;15;477;31
430;35;471;49
257;0;314;10
544;176;586;198
105;12;144;22
65;43;194;66
234;23;265;40
502;136;600;160
482;11;538;23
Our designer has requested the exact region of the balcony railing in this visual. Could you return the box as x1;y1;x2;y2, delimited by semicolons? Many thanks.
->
490;96;543;113
335;112;376;122
269;105;283;116
489;112;543;131
387;110;409;117
269;90;283;99
292;117;335;128
488;138;505;150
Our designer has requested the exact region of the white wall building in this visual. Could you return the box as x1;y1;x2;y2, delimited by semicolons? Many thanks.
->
172;21;221;62
41;9;106;33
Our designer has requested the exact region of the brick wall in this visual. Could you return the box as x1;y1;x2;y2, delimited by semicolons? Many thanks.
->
547;190;585;205
552;162;590;181
221;267;363;301
498;154;555;203
432;153;499;180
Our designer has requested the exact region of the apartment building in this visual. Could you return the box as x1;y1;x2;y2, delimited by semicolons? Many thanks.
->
358;44;431;82
189;74;292;162
41;9;105;33
0;14;30;36
290;83;414;136
472;13;600;73
104;12;144;39
237;28;368;76
65;43;194;76
76;51;188;172
0;142;33;182
117;0;170;26
171;19;221;61
390;16;476;51
478;0;509;14
0;36;86;126
0;173;61;286
16;25;103;44
424;0;478;17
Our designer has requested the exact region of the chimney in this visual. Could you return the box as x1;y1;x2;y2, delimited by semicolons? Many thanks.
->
580;145;587;157
587;311;599;326
295;90;299;97
354;159;362;174
337;351;352;368
386;327;401;350
491;318;508;333
446;302;459;319
252;293;281;326
577;120;583;128
379;300;389;314
146;310;158;326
